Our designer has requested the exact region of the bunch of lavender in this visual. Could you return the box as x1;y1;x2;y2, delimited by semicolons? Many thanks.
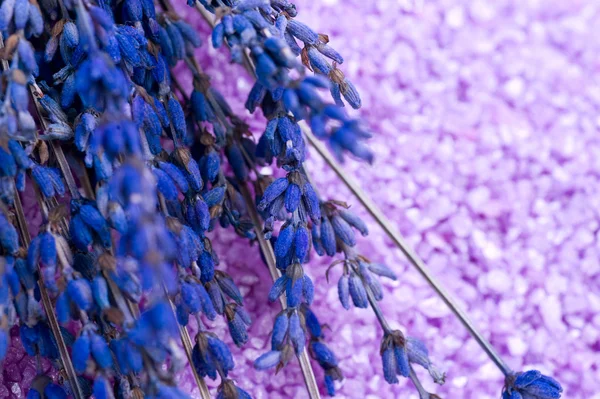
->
0;0;564;398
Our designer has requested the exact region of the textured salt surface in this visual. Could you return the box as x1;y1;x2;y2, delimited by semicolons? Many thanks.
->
3;0;599;398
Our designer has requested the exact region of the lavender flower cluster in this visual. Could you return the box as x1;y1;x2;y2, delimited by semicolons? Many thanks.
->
0;0;563;398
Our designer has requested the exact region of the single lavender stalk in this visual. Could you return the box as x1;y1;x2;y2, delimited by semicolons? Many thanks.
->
238;182;321;399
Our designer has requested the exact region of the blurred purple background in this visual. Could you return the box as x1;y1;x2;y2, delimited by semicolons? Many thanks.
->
3;0;599;398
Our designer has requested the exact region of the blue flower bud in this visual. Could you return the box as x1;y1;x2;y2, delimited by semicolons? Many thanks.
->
92;276;109;310
340;79;362;109
294;224;310;262
311;223;324;256
196;283;217;320
0;147;16;178
208;87;235;117
166;22;185;60
10;81;29;112
79;204;110;241
258;177;288;211
8;140;32;169
222;14;234;34
382;347;398;384
288;311;305;354
13;257;34;290
18;39;38;75
320;215;336;256
72;333;91;373
0;214;19;255
199;250;215;283
158;161;189;194
27;3;43;36
299;307;320;339
56;293;70;323
268;276;286;303
31;165;55;198
91;332;113;369
311;341;337;368
212;22;225;48
45;167;66;196
287;19;318;44
254;350;281;370
168;97;187;140
286;276;303;308
39;232;56;268
93;376;111;399
153;167;179;201
307;46;331;75
348;273;368;308
245;81;266;112
191;90;215;122
67;279;93;312
337;275;350;310
274;223;294;259
283;183;301;213
44;383;67;399
13;0;29;29
181;282;201;313
176;302;189;326
394;345;410;377
124;0;143;21
271;312;289;350
302;275;314;305
509;370;562;399
215;271;242;305
203;186;226;208
283;88;301;118
207;282;225;315
302;183;321;223
226;143;248;181
331;215;356;247
227;313;248;347
255;53;277;84
6;258;21;295
207;336;234;376
70;214;93;251
284;31;302;55
188;197;210;233
200;150;220;182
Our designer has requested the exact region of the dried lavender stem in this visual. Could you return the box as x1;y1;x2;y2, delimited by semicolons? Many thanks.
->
301;126;512;376
238;183;321;399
